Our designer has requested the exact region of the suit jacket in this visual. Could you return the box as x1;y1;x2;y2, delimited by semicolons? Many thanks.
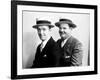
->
57;36;83;66
31;37;61;68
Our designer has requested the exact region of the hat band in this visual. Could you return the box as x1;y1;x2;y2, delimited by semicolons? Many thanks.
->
60;19;72;22
59;21;73;24
36;20;51;24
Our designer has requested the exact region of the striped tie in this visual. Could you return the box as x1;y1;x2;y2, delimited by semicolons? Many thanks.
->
40;42;43;52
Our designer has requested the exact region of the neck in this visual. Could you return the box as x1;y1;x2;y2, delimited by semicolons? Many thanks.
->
42;36;51;42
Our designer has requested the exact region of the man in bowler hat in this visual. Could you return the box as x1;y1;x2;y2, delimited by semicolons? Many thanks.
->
55;18;83;66
31;18;60;68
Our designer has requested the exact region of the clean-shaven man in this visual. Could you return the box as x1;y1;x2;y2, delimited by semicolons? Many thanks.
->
55;18;83;66
31;18;60;68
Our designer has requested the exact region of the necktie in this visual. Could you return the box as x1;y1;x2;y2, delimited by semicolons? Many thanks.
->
40;42;43;52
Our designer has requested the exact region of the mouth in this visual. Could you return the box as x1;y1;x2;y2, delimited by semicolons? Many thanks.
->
40;35;46;39
59;32;65;35
40;35;45;38
39;34;45;37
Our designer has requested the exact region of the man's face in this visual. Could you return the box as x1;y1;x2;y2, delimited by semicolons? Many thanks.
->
37;25;51;41
59;23;72;40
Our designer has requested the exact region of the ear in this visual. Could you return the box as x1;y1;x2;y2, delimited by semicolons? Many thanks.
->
49;28;51;31
70;27;73;30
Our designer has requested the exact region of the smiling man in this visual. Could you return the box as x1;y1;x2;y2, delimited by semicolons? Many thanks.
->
31;18;60;68
55;18;83;66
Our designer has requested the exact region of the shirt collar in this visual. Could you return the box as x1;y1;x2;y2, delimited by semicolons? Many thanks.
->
61;36;71;47
41;36;51;49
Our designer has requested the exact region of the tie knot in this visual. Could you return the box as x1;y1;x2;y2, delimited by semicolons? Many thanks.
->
41;41;43;47
61;38;64;42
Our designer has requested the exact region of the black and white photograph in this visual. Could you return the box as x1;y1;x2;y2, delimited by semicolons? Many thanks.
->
11;1;97;79
23;9;88;68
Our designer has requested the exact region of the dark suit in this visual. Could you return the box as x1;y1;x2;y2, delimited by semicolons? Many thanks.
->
57;36;83;66
31;37;61;68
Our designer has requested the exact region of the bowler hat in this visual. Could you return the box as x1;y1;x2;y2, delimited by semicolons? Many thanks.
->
55;18;76;28
32;18;54;29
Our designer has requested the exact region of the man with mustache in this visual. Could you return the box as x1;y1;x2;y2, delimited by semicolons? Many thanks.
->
31;18;60;68
55;18;83;66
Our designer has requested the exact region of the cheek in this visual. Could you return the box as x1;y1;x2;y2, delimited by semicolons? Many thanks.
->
64;29;71;33
66;30;71;34
45;30;50;34
59;30;61;33
38;31;42;36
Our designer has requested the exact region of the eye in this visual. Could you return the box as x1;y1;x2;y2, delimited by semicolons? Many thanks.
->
63;27;67;30
59;27;63;30
37;28;40;32
43;28;46;31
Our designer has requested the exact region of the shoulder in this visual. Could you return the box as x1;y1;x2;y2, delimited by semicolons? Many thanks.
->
57;39;62;44
49;38;60;49
68;36;82;47
49;37;56;45
69;36;81;43
37;44;41;49
47;37;57;48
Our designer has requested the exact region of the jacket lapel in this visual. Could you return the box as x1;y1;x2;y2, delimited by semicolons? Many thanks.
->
40;37;54;55
63;36;72;49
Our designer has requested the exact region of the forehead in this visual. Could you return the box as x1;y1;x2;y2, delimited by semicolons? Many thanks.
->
60;23;69;28
37;25;50;29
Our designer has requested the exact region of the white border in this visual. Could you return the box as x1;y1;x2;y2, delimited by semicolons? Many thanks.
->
17;5;95;75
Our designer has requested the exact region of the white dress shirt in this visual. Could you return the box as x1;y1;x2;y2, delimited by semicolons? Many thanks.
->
40;36;51;52
61;36;71;48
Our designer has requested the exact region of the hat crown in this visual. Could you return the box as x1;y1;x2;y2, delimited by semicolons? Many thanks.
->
36;17;52;25
32;17;54;28
36;20;51;25
59;19;72;23
55;18;76;28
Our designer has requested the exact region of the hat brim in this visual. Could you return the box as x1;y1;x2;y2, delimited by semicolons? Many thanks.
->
55;21;76;28
32;24;54;29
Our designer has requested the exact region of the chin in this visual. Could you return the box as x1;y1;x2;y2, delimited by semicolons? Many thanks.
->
60;35;65;38
40;38;44;41
61;37;65;39
40;38;46;41
61;36;67;40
